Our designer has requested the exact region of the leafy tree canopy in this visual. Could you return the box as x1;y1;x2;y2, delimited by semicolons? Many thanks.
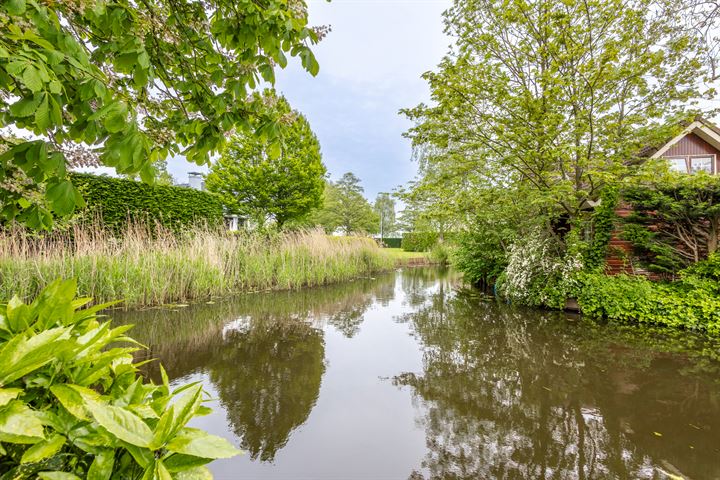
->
402;0;709;234
206;93;326;228
0;0;323;229
373;192;396;238
308;173;378;234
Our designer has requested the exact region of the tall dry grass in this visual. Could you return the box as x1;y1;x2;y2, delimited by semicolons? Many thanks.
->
0;222;397;308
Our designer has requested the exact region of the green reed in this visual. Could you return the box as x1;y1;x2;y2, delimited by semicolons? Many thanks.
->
0;222;401;308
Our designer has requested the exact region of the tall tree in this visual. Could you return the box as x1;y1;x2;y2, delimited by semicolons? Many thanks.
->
0;1;323;228
402;0;707;228
373;192;396;239
309;173;378;234
663;0;720;81
206;94;325;228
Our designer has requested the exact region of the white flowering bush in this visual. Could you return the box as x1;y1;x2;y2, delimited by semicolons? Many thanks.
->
497;231;584;308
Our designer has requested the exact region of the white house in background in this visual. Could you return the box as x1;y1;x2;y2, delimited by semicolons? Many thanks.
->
176;171;205;190
175;172;246;231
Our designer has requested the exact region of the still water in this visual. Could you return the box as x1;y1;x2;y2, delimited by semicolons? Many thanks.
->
112;268;720;479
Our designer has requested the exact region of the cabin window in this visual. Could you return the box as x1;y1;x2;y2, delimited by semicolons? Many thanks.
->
667;157;688;173
690;156;714;174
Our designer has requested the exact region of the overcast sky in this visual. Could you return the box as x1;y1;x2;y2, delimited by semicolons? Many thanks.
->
167;0;453;200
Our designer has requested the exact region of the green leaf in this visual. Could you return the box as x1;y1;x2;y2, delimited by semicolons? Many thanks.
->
22;66;43;93
165;428;240;459
0;326;71;385
35;94;51;131
266;140;281;159
163;454;212;473
5;0;26;16
175;466;213;480
0;401;45;444
9;96;41;118
46;180;79;216
85;399;153;448
87;449;114;480
103;102;128;133
0;389;21;408
21;434;65;463
38;473;81;480
50;385;92;421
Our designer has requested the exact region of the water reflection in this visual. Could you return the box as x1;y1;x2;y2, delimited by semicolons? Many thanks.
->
110;268;720;479
111;275;396;463
212;318;324;461
395;285;720;480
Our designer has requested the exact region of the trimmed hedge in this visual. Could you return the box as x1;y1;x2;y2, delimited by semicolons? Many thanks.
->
381;237;402;248
70;172;224;232
402;232;439;252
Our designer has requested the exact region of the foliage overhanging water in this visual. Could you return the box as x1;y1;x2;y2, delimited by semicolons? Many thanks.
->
111;268;720;479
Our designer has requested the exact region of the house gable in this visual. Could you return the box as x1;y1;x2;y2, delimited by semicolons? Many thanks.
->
650;119;720;174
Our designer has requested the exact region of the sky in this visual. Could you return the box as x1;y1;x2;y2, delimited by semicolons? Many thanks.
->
166;0;454;200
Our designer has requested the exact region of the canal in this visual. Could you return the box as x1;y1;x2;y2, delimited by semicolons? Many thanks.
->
111;267;720;479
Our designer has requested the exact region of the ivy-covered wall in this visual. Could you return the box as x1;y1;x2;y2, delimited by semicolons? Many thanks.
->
70;173;224;231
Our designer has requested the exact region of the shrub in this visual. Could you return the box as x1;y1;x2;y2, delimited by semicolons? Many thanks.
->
380;238;402;248
497;232;583;309
71;173;224;233
577;273;720;335
621;173;720;274
401;232;439;252
0;279;239;478
428;242;450;265
452;229;507;288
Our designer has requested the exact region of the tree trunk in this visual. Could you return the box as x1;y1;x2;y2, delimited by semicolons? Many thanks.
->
708;215;719;256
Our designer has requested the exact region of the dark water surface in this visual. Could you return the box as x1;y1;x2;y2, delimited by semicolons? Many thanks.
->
111;268;720;479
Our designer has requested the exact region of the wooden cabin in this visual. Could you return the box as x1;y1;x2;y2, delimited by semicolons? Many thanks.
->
644;117;720;174
606;117;720;276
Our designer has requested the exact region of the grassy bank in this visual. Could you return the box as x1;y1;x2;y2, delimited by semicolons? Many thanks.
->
0;224;413;308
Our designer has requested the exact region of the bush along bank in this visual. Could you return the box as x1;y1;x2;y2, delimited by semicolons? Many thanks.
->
491;230;720;336
0;279;239;478
0;224;404;308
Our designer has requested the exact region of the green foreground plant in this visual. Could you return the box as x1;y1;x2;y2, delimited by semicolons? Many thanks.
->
0;279;240;478
0;224;400;308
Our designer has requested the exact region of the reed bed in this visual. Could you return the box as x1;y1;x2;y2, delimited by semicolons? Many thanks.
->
0;223;399;308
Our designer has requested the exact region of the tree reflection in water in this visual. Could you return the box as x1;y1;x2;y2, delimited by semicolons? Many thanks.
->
395;286;720;480
210;317;324;461
110;269;720;477
111;274;396;462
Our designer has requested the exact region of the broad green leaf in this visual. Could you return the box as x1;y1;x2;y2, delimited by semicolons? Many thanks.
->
0;389;21;408
5;0;26;15
0;327;71;386
21;434;65;463
0;401;45;444
175;466;213;480
22;66;43;93
9;96;41;118
87;449;114;480
50;385;92;421
38;473;81;480
35;94;51;130
165;428;240;459
6;295;31;332
163;454;212;473
85;399;153;448
46;181;78;216
103;102;128;133
156;460;172;480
